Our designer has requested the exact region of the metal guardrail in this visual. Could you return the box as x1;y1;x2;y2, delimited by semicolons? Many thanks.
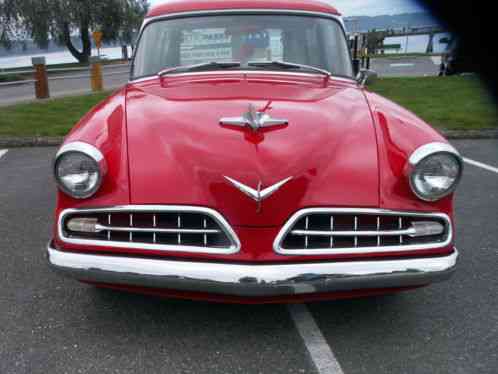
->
0;63;130;77
0;79;37;87
0;62;130;92
0;69;36;76
100;70;130;77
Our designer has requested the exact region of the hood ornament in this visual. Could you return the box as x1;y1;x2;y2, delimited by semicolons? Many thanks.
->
224;176;293;213
220;104;288;132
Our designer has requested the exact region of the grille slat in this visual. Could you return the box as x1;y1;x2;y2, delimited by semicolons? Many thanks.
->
354;216;358;247
107;214;111;241
177;214;181;245
129;214;133;242
399;217;403;244
61;206;239;254
153;214;157;244
305;216;309;249
203;218;208;247
291;228;419;237
376;216;381;246
330;216;334;248
276;209;451;255
95;225;221;234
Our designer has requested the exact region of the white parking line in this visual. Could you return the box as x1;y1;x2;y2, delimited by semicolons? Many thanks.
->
288;304;344;374
0;149;8;160
431;56;442;65
464;157;498;174
390;63;415;68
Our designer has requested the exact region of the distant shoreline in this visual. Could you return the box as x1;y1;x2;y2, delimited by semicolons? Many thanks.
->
0;46;131;70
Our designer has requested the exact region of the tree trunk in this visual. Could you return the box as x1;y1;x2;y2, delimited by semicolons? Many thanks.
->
80;19;92;63
62;22;91;63
121;45;129;60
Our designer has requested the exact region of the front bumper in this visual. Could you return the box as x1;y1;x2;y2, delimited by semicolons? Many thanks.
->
47;241;458;297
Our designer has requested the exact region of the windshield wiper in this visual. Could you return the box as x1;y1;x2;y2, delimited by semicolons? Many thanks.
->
158;61;241;77
247;60;332;77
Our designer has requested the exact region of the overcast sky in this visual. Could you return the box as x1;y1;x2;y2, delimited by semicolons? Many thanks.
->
148;0;426;17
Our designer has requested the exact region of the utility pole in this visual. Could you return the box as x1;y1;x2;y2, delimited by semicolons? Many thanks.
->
405;25;410;53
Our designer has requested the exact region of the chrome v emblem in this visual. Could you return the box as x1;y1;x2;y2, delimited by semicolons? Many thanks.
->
224;176;293;213
220;104;288;132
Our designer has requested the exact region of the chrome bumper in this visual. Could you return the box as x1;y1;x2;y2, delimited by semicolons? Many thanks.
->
47;242;458;297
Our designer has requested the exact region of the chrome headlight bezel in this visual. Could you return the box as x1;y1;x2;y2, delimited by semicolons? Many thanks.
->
53;142;107;199
407;142;463;202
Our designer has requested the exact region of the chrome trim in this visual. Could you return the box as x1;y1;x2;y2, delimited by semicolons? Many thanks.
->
53;141;107;200
224;176;293;212
129;70;356;84
291;221;444;238
274;208;452;256
56;142;105;161
291;228;417;237
407;142;464;202
92;225;221;235
220;103;288;131
58;206;241;255
409;142;461;166
47;242;458;297
142;9;345;31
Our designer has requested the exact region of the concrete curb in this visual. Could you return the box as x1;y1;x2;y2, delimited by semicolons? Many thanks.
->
0;129;496;148
440;129;498;139
0;137;64;147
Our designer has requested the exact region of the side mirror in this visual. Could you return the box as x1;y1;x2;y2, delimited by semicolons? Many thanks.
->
356;69;378;87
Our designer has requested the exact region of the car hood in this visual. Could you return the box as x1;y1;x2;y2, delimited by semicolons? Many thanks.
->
125;73;379;226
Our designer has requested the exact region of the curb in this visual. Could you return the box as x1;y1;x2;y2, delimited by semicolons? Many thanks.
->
0;130;496;148
440;129;498;139
0;137;64;147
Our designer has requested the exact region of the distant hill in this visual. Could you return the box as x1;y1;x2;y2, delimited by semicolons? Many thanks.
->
344;12;441;33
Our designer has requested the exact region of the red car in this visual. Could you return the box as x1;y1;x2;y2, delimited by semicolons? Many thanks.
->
48;0;463;304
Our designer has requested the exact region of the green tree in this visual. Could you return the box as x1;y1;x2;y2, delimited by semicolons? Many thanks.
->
0;0;148;63
365;29;388;55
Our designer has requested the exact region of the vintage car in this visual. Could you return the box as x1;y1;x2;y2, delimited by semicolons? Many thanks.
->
47;0;463;303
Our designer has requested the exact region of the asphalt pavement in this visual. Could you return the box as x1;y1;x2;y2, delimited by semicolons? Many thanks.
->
0;139;496;374
370;55;441;77
0;64;130;107
0;56;441;107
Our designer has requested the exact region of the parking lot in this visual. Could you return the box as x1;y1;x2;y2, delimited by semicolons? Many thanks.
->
0;139;496;374
0;55;442;108
0;65;129;107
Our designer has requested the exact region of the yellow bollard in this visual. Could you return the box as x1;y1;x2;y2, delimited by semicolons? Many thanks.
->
90;57;103;92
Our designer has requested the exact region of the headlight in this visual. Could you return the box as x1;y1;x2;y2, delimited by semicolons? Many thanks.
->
54;142;106;199
408;142;463;202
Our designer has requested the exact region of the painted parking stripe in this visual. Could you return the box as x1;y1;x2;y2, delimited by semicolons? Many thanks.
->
464;157;498;174
0;149;8;160
390;63;415;67
431;56;442;65
288;304;344;374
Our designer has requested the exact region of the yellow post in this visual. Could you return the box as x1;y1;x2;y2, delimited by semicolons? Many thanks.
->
92;31;103;57
90;57;103;92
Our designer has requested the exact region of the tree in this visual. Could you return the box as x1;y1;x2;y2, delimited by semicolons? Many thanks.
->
365;29;388;55
0;0;148;63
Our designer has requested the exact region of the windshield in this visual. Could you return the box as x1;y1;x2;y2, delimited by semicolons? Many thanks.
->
132;14;353;79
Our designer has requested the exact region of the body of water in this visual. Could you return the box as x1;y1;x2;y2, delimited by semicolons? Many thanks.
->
0;33;452;69
0;46;130;69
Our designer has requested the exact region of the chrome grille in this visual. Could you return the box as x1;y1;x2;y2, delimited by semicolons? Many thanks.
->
58;206;240;254
274;209;452;256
